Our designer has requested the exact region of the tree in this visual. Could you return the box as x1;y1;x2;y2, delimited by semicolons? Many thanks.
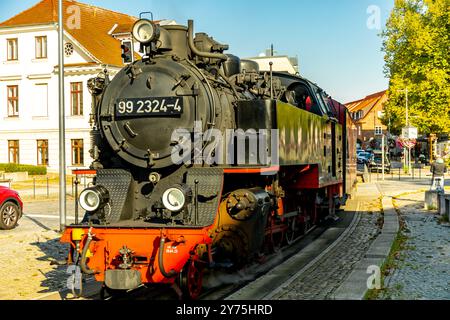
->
381;0;450;136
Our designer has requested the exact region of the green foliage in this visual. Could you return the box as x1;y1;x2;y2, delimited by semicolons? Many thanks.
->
0;163;47;175
381;0;450;136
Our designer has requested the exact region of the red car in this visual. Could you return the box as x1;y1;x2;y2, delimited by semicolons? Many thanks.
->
0;186;23;230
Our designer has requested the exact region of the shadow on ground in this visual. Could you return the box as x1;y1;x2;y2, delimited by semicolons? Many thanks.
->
29;237;72;297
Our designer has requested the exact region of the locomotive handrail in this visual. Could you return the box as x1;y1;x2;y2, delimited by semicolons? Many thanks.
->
187;20;228;61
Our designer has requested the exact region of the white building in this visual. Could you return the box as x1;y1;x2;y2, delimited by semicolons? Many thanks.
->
0;0;139;173
246;55;299;75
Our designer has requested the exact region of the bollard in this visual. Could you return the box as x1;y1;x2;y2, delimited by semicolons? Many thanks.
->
425;190;440;210
33;178;36;199
412;167;415;180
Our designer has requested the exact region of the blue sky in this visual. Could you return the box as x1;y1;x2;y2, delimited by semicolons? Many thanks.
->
0;0;394;103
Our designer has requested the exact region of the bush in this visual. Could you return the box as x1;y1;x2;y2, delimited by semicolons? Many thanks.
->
0;163;47;175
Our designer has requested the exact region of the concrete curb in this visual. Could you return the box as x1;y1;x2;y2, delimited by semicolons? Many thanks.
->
332;191;399;300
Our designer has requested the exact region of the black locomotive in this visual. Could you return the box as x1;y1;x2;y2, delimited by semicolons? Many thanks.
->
61;19;357;299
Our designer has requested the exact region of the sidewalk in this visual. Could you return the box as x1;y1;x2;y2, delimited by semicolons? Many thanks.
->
377;190;450;300
333;177;441;299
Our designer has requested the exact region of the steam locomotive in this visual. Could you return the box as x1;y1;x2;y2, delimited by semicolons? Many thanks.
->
60;19;357;299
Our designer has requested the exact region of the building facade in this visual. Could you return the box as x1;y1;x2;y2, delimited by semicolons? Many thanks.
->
0;0;141;172
246;55;299;75
345;90;388;149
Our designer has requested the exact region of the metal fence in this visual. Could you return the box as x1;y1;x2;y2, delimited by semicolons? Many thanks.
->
358;161;431;182
7;175;94;199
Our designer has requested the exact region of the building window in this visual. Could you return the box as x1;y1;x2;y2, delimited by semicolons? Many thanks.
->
357;110;363;119
35;36;47;59
64;43;74;57
377;111;384;119
375;126;383;135
71;139;84;166
8;140;19;164
34;84;48;117
71;82;83;116
7;85;19;117
37;140;49;166
7;38;18;61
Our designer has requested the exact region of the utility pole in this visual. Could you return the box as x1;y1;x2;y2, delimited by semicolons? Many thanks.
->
405;87;409;127
382;134;385;181
405;88;412;175
398;87;411;174
58;0;66;232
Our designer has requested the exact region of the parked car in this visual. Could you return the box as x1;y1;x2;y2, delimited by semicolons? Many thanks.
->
369;150;391;173
0;186;23;230
357;151;373;165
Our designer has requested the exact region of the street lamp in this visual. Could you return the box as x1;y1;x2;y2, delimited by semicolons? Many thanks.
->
58;0;66;231
398;88;413;174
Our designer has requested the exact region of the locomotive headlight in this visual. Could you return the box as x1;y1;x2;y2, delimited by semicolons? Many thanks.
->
132;19;160;44
162;184;192;212
79;185;110;212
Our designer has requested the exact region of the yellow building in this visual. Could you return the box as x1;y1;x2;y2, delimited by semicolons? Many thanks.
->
346;90;388;149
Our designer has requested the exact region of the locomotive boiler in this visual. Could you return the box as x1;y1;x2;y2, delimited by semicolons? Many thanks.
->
60;18;357;299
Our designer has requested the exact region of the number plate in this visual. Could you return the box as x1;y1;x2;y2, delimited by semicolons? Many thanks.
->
115;97;183;117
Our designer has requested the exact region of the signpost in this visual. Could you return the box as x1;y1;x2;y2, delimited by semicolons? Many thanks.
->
401;125;418;175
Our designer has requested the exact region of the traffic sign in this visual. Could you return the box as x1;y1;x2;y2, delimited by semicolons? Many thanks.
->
402;126;418;139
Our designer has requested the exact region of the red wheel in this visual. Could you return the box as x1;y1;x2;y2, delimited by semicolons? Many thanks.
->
267;216;284;253
285;217;296;245
178;259;203;300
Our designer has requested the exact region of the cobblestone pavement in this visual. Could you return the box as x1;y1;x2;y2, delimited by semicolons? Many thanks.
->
0;200;74;300
272;198;383;300
379;191;450;300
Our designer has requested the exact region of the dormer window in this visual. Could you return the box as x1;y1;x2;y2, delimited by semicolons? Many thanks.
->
357;110;363;119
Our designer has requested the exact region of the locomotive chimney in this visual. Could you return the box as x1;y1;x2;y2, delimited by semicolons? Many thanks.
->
162;25;190;60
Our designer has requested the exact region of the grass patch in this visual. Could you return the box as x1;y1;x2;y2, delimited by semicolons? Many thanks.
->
365;197;408;300
365;230;408;300
438;215;449;223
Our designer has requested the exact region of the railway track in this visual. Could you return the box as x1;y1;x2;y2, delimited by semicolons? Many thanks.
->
36;197;359;301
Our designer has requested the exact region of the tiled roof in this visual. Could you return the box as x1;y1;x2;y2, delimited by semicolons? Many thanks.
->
345;90;387;113
111;24;134;35
0;0;138;67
